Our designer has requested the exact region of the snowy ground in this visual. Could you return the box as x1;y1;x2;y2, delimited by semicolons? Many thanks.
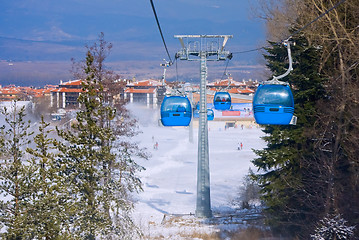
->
0;101;267;238
128;104;267;239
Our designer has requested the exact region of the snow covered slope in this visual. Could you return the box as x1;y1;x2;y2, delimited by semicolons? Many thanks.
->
129;104;267;239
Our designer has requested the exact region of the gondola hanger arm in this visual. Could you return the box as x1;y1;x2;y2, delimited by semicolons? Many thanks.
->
266;40;293;85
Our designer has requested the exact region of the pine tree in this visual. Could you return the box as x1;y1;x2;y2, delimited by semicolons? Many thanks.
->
26;116;71;239
0;101;34;239
57;52;113;239
57;34;146;239
252;0;359;238
252;34;327;236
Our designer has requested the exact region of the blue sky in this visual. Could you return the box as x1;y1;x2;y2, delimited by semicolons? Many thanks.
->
0;0;267;86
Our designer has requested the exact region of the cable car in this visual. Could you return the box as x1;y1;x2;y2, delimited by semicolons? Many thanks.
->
253;40;297;125
253;84;294;125
213;92;231;110
160;96;192;126
196;101;200;110
207;109;214;121
193;109;214;120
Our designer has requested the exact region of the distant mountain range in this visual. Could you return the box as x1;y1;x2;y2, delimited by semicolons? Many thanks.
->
0;0;267;86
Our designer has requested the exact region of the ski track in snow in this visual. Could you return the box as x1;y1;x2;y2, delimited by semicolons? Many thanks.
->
129;105;267;238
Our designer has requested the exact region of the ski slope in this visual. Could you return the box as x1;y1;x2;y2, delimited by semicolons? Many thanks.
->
129;104;267;239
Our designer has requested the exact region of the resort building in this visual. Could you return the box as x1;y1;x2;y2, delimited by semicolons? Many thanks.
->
50;80;83;109
124;79;166;108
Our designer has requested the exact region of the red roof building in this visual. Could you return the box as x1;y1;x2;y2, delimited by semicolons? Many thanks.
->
50;80;83;109
207;77;256;98
207;77;247;89
227;88;255;94
0;85;29;101
124;79;166;108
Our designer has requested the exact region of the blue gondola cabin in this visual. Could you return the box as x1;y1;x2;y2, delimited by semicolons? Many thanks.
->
207;109;214;121
253;84;294;125
161;96;192;126
213;92;231;110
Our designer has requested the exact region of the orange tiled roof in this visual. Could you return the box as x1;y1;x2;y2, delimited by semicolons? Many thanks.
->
227;89;238;94
125;88;156;94
32;88;57;97
52;88;83;93
239;88;255;93
43;88;56;93
227;88;255;94
62;80;82;86
0;87;21;95
32;89;45;98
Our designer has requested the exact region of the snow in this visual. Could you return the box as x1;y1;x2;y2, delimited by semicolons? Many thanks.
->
0;102;267;238
311;214;355;240
128;104;267;239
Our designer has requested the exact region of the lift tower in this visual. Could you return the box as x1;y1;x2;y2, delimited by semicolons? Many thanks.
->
174;35;233;218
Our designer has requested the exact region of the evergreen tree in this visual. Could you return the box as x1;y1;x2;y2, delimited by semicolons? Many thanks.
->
26;116;71;239
252;35;327;237
0;101;33;239
57;34;146;239
253;0;359;238
57;52;113;239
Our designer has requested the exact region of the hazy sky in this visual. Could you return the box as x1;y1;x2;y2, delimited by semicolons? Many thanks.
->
0;0;267;86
